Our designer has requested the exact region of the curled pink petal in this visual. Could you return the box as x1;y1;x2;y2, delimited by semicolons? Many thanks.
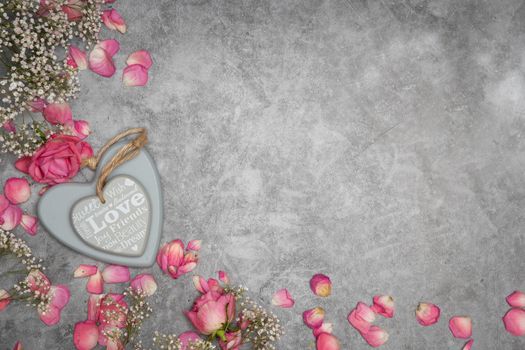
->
218;270;229;284
313;322;333;337
371;295;395;318
87;294;102;321
178;331;201;350
303;307;325;329
462;339;474;350
362;325;389;347
28;98;47;112
98;39;120;57
74;320;99;350
4;177;30;204
272;288;295;308
187;239;202;251
192;275;209;294
0;205;22;231
43;102;72;125
12;342;22;350
88;45;116;78
310;274;332;297
122;64;149;87
14;156;31;175
61;0;84;21
20;214;38;235
49;285;70;310
65;119;91;139
506;291;525;308
74;264;98;278
101;265;130;283
449;316;472;339
0;194;8;214
316;333;340;350
503;308;525;336
101;9;126;33
347;302;376;334
0;289;11;312
38;304;61;325
86;270;104;294
126;50;153;69
416;302;440;326
130;274;157;296
68;45;88;70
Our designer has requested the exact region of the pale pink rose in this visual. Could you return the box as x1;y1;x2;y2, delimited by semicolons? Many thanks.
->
101;265;130;283
74;320;99;350
156;239;199;279
371;295;395;318
219;330;242;350
122;64;149;87
20;214;38;235
316;333;340;350
74;264;98;278
507;291;525;308
130;274;157;296
503;308;525;336
0;289;11;312
310;274;332;297
101;9;126;33
449;316;472;339
185;291;236;335
126;50;153;69
67;45;88;70
415;302;440;326
15;135;93;185
43;102;72;125
272;288;295;308
0;204;22;231
303;307;325;329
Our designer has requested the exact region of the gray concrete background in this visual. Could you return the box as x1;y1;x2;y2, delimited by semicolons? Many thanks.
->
2;0;525;348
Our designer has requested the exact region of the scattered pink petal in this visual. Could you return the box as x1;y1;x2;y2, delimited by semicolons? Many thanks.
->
0;205;22;231
313;322;333;337
503;308;525;336
462;339;474;350
38;304;61;325
20;214;38;235
187;239;202;251
74;320;99;350
179;331;201;350
61;0;84;21
101;265;130;283
86;270;104;294
362;325;389;348
122;64;149;87
0;194;8;214
43;102;73;125
65;119;91;139
27;269;51;294
371;295;395;318
126;50;153;69
130;274;157;296
98;39;120;57
303;307;325;329
28;98;47;112
68;45;88;70
74;264;98;278
506;291;525;308
316;333;340;350
4;177;31;204
87;294;102;321
12;342;22;350
449;316;472;339
416;302;441;326
88;45;116;78
192;275;209;294
101;9;126;33
218;270;229;284
14;156;31;175
347;302;376;334
272;288;295;308
310;274;332;297
0;289;11;312
3;120;16;133
49;285;70;310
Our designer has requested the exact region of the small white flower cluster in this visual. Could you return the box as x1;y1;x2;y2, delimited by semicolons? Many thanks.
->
134;333;216;350
0;120;61;157
238;295;284;350
0;0;102;127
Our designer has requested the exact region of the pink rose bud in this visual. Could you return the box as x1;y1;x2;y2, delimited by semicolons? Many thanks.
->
272;288;295;308
4;177;31;204
316;333;340;350
303;307;325;329
503;308;525;336
415;302;441;326
130;274;157;296
73;264;98;278
310;273;332;297
371;295;395;318
449;316;472;339
506;291;525;308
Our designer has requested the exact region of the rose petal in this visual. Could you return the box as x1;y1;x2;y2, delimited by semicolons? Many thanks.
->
49;285;70;310
192;275;209;294
187;239;202;251
303;307;325;329
122;64;149;87
87;294;102;321
178;331;201;350
130;273;157;296
449;316;472;339
74;264;98;278
416;302;441;326
3;120;16;133
98;39;120;57
28;98;47;112
362;325;389;347
371;295;395;318
310;274;332;297
101;9;126;34
503;308;525;336
39;304;61;325
0;205;22;231
86;270;104;294
4;177;31;204
347;302;376;334
65;119;91;139
74;320;99;350
15;156;31;174
126;50;153;69
12;341;22;350
506;291;525;308
218;270;229;284
272;288;295;308
88;45;116;77
316;333;340;350
0;289;11;312
462;339;474;350
68;45;88;70
313;322;333;337
43;103;73;125
0;194;8;213
101;265;130;283
20;214;38;235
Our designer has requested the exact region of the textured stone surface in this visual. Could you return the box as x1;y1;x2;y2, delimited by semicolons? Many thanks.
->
2;0;525;348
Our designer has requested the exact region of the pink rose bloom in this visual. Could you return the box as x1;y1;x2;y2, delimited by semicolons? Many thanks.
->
15;134;93;185
156;239;199;279
185;290;236;335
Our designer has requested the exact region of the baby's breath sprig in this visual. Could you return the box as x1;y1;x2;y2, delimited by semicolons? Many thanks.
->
0;120;62;157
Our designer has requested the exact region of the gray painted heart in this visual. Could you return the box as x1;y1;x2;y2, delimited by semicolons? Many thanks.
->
38;141;163;267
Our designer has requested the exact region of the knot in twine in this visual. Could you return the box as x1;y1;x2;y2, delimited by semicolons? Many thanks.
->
81;127;148;203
